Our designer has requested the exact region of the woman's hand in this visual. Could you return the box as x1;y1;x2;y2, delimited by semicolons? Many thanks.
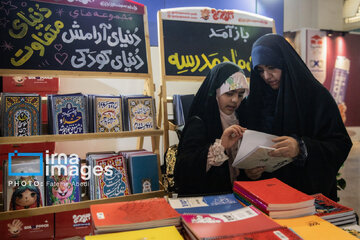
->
269;136;299;158
221;125;246;149
245;167;265;180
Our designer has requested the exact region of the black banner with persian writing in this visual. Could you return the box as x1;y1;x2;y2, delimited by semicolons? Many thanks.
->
0;0;148;74
162;20;272;77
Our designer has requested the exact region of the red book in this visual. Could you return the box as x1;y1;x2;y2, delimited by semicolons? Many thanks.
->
312;193;355;221
182;206;281;239
55;208;92;239
233;178;314;211
90;198;181;234
0;213;54;239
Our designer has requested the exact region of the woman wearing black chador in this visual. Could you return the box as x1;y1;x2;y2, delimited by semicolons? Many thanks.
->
174;62;250;196
237;33;352;201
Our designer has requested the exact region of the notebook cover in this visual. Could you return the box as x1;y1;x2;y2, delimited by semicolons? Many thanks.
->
168;193;245;214
233;178;314;210
128;153;159;194
46;156;81;205
48;93;88;134
4;157;44;211
93;95;123;133
90;198;180;228
95;155;130;198
182;206;281;239
1;93;41;136
124;95;156;131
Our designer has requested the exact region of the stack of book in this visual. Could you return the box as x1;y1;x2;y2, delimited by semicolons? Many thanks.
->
169;193;302;240
312;193;357;226
181;205;286;240
120;150;160;194
233;178;315;218
275;215;358;240
90;198;181;234
86;152;131;200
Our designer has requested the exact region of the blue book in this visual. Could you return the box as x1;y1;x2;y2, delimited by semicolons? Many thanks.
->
168;193;245;214
48;93;88;134
1;93;41;136
127;153;159;194
45;156;81;205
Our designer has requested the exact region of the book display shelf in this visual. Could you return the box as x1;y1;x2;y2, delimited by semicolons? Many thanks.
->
0;0;165;225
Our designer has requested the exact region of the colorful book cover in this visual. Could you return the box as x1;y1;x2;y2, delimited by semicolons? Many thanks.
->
93;95;123;133
46;156;81;205
124;95;156;131
95;155;130;199
48;93;88;134
168;193;245;214
181;206;281;240
84;226;184;240
0;213;54;239
312;193;355;220
1;93;41;136
275;215;358;240
86;152;116;200
127;153;159;194
233;178;314;211
90;198;181;231
4;156;44;211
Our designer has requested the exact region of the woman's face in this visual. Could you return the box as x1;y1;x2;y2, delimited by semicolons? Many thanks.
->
218;89;245;115
256;65;282;90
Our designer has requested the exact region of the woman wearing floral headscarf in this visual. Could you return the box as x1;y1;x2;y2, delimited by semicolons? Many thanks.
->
174;62;250;195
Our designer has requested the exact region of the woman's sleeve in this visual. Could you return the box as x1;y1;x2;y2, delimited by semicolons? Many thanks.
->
296;90;352;199
174;117;230;195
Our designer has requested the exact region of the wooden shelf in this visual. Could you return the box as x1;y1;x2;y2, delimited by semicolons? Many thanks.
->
0;129;163;145
0;190;166;220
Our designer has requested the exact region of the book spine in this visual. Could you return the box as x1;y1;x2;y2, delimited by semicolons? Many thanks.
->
233;185;269;213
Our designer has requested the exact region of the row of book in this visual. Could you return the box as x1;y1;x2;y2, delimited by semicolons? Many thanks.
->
0;93;156;137
3;150;159;211
233;178;357;226
87;188;359;239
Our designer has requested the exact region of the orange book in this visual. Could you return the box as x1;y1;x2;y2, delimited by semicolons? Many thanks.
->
275;215;358;240
90;198;181;234
84;226;184;240
181;206;281;239
233;178;314;211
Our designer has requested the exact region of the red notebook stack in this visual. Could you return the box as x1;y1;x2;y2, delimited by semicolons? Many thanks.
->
90;198;181;234
181;205;282;239
312;193;357;226
233;178;315;218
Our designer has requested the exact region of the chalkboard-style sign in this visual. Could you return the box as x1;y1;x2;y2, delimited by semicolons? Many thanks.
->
158;7;275;78
0;0;149;75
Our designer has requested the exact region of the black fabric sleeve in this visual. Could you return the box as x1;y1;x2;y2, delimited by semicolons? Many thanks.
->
174;116;232;196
